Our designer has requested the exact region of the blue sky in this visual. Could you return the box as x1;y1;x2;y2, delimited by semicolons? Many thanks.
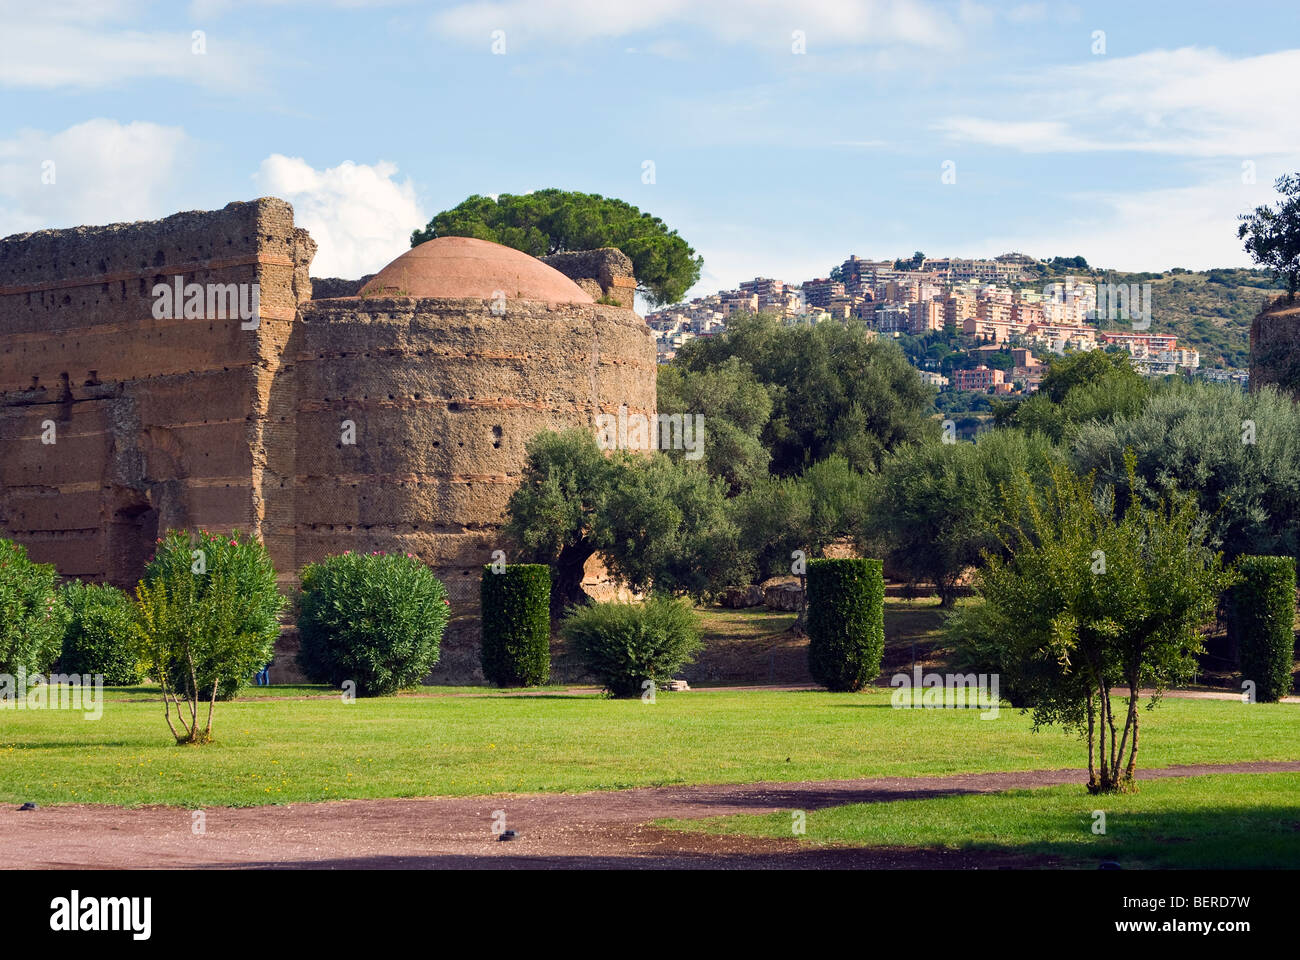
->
1;0;1298;299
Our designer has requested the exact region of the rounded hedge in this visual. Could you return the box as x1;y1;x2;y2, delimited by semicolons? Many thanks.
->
0;538;68;678
1228;555;1296;703
480;564;551;686
296;551;450;697
561;596;701;698
806;557;885;692
58;581;140;685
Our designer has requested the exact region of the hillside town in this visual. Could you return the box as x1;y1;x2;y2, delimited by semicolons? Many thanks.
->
647;253;1213;395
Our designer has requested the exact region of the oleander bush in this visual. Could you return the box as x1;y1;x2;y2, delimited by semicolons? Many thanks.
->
58;581;140;685
297;551;450;697
0;538;68;678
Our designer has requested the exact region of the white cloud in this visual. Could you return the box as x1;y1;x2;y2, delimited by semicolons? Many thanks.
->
979;175;1285;272
0;0;260;90
432;0;963;51
939;47;1300;158
253;155;427;278
0;119;190;236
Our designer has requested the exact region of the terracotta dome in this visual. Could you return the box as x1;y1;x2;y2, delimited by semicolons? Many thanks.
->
358;236;594;303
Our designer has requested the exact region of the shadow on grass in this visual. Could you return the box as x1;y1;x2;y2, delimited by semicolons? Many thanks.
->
932;803;1300;869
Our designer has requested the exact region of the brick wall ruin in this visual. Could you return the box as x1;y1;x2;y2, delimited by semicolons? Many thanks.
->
0;199;656;683
0;199;313;590
540;248;637;308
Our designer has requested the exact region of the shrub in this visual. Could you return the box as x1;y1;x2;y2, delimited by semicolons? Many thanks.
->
1228;556;1297;703
480;564;551;686
297;551;450;697
806;558;884;692
134;530;285;743
0;538;68;678
561;597;701;698
58;581;140;685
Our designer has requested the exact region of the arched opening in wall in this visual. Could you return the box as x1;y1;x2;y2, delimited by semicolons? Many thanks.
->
105;499;159;590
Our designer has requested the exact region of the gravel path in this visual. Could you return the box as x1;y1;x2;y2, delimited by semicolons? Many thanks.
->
5;760;1299;870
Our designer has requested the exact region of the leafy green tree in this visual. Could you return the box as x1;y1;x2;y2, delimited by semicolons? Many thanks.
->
993;350;1150;441
727;454;873;587
656;358;772;494
729;473;812;583
133;530;285;743
869;429;1058;605
504;429;616;616
598;453;742;599
1071;381;1300;563
505;430;743;609
1238;172;1300;298
411;189;702;306
674;312;934;475
801;454;874;555
977;458;1232;793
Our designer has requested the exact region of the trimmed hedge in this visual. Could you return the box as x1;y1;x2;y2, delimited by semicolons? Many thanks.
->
806;557;885;692
58;581;140;685
297;551;450;697
480;564;551;686
562;597;701;698
1228;555;1296;703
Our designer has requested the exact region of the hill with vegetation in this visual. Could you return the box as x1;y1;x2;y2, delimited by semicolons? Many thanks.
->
1049;265;1284;369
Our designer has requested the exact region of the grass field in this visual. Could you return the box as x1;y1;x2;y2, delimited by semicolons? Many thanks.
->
2;685;1298;808
664;772;1300;868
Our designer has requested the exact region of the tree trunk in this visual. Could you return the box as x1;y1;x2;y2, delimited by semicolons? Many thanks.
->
551;540;596;620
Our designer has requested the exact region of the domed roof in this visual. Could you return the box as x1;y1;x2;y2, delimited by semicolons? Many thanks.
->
358;236;594;303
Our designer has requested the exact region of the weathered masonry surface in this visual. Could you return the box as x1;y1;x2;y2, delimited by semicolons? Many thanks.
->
1250;296;1300;394
0;198;655;682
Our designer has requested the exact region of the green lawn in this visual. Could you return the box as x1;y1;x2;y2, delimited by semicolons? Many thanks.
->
1;686;1298;808
665;772;1300;869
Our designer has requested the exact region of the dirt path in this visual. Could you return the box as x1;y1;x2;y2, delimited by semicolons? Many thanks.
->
5;761;1299;870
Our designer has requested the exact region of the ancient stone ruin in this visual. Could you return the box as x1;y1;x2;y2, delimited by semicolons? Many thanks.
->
0;198;655;681
1249;294;1300;394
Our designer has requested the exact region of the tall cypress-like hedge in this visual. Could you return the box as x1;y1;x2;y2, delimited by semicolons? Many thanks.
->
1229;555;1296;703
806;558;885;692
480;564;552;686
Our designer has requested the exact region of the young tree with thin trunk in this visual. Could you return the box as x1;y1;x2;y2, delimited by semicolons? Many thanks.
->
133;530;284;744
977;456;1233;793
